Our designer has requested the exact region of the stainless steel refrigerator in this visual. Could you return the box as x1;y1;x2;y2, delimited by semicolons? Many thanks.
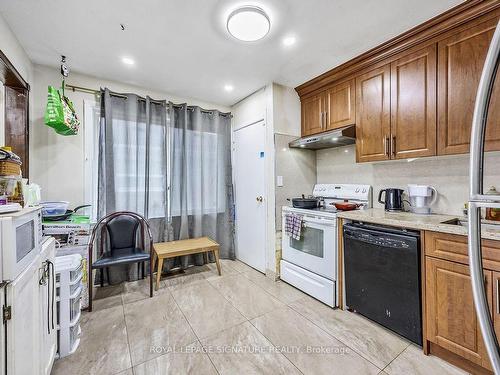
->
468;19;500;375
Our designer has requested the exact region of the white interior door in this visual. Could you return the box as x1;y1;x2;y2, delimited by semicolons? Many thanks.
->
233;121;266;272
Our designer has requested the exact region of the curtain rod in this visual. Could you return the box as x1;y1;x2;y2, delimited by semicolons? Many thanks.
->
64;84;232;117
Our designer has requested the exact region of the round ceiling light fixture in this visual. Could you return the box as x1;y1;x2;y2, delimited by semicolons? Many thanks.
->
227;6;270;42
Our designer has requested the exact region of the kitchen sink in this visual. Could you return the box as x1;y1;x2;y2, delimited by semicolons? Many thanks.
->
441;218;500;231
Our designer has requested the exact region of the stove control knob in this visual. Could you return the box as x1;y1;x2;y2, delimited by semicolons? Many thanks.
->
362;188;366;193
355;188;360;193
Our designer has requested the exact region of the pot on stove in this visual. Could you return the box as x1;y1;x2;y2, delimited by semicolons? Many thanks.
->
288;195;320;209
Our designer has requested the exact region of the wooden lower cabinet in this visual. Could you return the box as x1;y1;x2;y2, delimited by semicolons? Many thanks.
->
425;257;492;370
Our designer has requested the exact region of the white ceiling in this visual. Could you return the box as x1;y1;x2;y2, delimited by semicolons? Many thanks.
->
0;0;464;106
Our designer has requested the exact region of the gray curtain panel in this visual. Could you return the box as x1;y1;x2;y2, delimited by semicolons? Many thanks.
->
165;103;235;271
97;89;234;283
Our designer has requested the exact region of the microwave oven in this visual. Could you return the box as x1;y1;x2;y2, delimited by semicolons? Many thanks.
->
0;206;43;281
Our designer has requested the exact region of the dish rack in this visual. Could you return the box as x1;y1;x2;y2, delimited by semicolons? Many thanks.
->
55;254;84;358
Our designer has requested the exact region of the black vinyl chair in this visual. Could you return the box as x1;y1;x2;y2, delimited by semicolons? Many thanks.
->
88;211;154;312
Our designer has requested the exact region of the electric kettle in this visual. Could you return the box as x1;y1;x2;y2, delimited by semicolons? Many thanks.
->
378;188;404;211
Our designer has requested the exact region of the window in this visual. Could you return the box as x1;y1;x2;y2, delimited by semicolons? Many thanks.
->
169;127;227;216
83;100;100;222
84;102;227;219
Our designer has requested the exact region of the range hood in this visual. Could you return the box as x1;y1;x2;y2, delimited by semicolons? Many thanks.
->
288;125;356;150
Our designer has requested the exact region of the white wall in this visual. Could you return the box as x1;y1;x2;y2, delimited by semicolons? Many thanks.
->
232;87;266;131
31;64;230;206
317;145;500;216
272;83;301;137
0;13;33;85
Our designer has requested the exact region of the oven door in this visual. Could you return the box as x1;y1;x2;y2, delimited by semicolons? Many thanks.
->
281;214;336;280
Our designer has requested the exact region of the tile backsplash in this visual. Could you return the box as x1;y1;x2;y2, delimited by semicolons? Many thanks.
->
316;145;500;216
275;133;317;230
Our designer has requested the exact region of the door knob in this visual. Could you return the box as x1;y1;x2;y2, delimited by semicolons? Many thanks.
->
256;196;263;202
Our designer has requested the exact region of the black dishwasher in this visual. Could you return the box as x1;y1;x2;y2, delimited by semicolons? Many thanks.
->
343;222;422;345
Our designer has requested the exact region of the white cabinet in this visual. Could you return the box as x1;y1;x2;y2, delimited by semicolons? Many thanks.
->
39;237;57;375
2;237;57;375
6;253;41;375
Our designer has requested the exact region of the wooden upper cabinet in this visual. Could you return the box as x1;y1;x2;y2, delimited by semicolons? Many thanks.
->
325;79;355;130
297;4;500;161
426;257;492;369
355;64;391;162
301;94;324;136
391;45;437;159
437;16;500;155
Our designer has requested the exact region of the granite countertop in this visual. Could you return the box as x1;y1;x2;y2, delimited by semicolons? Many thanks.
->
336;208;500;241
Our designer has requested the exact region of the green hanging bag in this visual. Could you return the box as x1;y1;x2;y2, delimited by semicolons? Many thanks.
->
44;82;80;136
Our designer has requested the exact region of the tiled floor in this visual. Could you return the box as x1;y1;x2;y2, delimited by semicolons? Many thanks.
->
51;259;468;375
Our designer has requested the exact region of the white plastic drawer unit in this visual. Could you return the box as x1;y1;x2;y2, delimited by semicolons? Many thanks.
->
55;254;84;358
280;260;336;307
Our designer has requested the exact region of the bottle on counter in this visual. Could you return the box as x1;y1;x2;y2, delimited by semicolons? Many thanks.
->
485;186;500;221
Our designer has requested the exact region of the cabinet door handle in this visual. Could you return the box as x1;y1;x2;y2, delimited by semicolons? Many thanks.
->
325;111;329;128
384;136;390;157
392;136;396;157
497;278;500;315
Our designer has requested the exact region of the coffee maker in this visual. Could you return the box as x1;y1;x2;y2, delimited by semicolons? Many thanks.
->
407;184;438;214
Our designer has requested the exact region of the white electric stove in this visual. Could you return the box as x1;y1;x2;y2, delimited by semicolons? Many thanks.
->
281;183;372;307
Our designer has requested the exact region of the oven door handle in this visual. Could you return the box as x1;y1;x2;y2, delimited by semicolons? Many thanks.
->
303;217;337;226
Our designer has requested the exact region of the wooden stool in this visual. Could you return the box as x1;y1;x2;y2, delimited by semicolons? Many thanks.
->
152;237;221;290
